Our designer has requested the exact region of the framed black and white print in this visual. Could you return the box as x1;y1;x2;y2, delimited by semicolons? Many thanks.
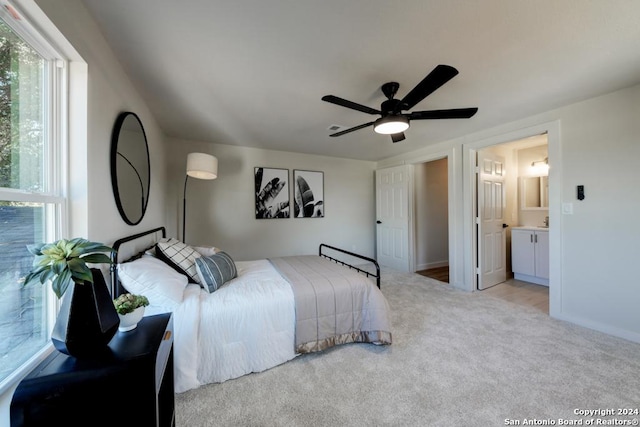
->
293;170;324;218
255;167;290;219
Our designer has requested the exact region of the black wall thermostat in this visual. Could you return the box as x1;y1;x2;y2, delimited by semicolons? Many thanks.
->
577;185;585;200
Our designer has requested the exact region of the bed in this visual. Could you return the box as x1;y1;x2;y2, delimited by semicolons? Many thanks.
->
109;227;392;393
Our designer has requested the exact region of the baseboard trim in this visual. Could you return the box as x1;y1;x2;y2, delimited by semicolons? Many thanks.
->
553;312;640;344
513;273;549;286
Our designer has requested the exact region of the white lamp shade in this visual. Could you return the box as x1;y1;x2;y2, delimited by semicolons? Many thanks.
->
373;115;410;135
186;152;218;180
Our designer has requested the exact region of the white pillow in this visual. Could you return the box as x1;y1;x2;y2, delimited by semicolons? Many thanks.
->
117;256;188;309
193;245;221;257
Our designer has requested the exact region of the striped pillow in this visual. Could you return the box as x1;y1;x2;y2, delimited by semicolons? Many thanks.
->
195;252;237;293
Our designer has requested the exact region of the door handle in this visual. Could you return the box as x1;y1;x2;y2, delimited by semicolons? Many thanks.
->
376;220;382;224
502;223;508;228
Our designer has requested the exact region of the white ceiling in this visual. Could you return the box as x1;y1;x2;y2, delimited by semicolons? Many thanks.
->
81;0;640;161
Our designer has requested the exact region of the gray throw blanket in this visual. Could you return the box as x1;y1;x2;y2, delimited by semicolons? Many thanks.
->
269;255;392;353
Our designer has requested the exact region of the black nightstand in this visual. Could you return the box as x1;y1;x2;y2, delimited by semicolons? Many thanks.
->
10;313;174;427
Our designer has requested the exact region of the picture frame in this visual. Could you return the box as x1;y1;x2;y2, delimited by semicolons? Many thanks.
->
293;169;324;218
254;167;290;219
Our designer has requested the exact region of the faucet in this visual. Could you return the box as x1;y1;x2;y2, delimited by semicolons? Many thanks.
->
543;216;549;227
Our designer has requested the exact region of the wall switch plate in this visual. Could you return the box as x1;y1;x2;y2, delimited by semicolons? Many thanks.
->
562;202;573;214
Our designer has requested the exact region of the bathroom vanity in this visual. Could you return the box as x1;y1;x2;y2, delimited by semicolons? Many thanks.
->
511;226;549;286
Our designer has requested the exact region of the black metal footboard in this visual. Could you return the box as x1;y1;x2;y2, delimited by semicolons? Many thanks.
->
318;244;381;288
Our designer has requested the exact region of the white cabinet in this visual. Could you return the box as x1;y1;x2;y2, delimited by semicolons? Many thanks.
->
511;227;549;285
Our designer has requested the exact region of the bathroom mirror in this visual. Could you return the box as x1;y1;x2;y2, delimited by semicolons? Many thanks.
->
110;112;150;225
520;175;549;210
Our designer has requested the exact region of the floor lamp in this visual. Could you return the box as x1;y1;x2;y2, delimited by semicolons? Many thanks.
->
183;152;218;243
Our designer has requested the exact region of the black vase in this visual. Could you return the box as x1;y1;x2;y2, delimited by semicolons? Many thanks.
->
51;268;120;358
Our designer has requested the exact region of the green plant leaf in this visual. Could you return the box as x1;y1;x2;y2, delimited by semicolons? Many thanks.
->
67;238;89;257
55;239;69;254
25;237;114;298
26;243;45;256
68;258;93;283
76;241;113;255
67;237;86;247
23;271;41;287
34;254;51;267
80;253;113;264
51;269;72;299
25;264;48;277
66;257;83;271
41;243;65;261
23;268;57;289
52;259;68;274
42;269;57;284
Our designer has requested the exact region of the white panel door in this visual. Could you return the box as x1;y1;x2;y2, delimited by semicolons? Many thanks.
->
477;152;507;290
376;165;410;272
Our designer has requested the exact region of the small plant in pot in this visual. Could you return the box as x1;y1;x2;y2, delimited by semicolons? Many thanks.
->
113;293;149;332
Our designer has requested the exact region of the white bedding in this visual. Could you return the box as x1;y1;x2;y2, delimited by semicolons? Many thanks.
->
121;251;389;393
162;259;298;393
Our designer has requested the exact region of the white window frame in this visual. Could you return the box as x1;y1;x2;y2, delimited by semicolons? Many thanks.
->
0;1;70;395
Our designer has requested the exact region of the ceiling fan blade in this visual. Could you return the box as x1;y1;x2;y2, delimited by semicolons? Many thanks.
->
410;107;478;120
322;95;381;115
397;64;459;112
329;121;375;137
391;132;406;143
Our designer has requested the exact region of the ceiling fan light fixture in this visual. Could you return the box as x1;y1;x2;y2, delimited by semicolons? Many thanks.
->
373;115;409;135
322;65;477;141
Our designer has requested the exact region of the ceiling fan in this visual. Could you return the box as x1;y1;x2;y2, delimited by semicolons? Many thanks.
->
322;64;478;143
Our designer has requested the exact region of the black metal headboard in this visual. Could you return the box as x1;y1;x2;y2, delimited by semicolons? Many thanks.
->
110;226;166;297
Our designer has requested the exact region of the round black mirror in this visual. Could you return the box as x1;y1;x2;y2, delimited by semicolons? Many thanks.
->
110;112;150;225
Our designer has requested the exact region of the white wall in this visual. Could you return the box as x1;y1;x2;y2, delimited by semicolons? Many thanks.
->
166;138;377;261
550;84;639;340
378;83;640;343
414;159;449;271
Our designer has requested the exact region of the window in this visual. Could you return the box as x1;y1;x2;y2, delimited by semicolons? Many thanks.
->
0;6;66;390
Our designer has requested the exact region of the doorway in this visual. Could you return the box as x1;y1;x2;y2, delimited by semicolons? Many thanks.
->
414;158;449;283
476;134;549;308
375;165;411;273
375;155;454;279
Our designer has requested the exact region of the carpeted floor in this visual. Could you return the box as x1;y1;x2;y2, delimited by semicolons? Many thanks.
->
175;269;640;427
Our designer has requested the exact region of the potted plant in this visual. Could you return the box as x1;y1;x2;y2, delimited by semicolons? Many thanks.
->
24;238;119;357
113;293;150;332
25;238;114;297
